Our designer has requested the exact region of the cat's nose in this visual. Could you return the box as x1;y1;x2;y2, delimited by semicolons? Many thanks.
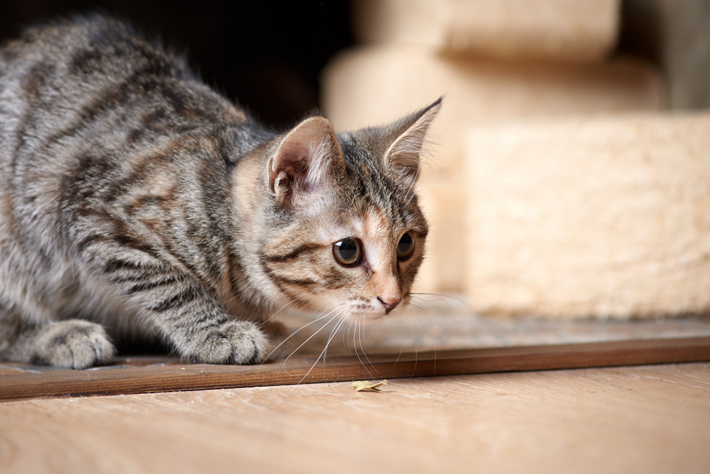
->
377;296;401;314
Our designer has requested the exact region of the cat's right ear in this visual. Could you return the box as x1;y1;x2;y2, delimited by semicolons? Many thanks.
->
268;116;345;210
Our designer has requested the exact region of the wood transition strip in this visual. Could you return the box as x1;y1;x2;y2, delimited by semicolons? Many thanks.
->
1;336;709;402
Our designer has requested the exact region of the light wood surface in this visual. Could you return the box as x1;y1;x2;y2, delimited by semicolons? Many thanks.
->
1;362;708;474
2;336;709;401
3;305;710;401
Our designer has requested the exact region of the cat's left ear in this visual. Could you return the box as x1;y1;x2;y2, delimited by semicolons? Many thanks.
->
383;97;442;183
268;116;345;210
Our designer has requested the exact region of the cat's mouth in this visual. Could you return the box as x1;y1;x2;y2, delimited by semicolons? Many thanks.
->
344;295;410;321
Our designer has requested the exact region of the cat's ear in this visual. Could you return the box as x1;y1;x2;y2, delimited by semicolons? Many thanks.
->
268;116;344;209
383;98;442;183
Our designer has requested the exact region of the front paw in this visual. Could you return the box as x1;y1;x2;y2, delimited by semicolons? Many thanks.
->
184;320;267;365
30;320;116;369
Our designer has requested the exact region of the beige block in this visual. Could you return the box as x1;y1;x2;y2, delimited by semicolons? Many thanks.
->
323;46;664;174
413;177;465;293
353;0;620;62
465;114;710;318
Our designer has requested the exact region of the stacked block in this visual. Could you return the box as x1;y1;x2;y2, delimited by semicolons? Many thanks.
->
353;0;619;63
322;0;686;318
465;114;710;318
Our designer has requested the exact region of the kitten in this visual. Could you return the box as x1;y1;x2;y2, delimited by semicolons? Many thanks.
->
0;15;441;369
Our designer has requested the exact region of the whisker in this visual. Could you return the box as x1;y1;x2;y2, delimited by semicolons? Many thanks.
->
409;292;488;321
410;314;420;377
267;307;339;362
299;311;349;383
322;309;349;366
262;299;296;325
284;311;342;363
358;321;378;376
352;321;375;379
390;320;408;366
407;301;426;312
393;311;424;377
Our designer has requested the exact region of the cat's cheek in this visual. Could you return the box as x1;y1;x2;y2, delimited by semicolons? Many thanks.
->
300;292;340;314
399;256;424;288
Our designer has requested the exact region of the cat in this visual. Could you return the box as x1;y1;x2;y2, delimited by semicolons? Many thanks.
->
0;14;441;369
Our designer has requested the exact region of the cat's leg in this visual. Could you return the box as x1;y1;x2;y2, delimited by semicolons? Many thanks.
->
146;298;268;365
3;319;115;369
82;248;267;364
0;270;116;369
147;285;268;364
0;309;22;358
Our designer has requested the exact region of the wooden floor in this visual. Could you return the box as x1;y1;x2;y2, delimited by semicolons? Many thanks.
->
2;301;710;472
2;362;709;474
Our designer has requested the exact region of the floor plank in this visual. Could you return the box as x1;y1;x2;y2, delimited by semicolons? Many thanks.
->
1;363;708;474
3;300;710;401
2;336;709;401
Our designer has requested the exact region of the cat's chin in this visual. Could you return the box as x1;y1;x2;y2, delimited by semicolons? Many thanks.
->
305;300;394;322
350;311;387;321
307;308;388;323
344;313;388;325
342;297;410;322
345;307;402;323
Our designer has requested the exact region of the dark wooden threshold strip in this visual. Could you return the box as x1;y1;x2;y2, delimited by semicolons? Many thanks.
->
1;336;709;402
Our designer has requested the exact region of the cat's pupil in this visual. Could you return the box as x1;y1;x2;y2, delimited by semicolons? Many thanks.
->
333;238;362;266
397;232;415;260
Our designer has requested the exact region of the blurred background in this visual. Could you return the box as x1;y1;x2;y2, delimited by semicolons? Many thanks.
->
2;1;708;125
1;0;708;320
0;0;354;128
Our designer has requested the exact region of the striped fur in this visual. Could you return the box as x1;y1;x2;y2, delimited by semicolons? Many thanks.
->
0;15;441;368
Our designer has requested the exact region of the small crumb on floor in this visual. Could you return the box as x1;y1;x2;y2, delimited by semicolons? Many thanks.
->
352;380;388;392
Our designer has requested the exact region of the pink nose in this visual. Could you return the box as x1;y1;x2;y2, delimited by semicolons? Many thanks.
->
377;296;401;314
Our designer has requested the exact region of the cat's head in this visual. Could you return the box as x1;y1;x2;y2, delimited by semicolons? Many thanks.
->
242;99;441;321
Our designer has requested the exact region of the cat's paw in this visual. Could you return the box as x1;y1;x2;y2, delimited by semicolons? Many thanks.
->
29;320;116;369
184;320;267;365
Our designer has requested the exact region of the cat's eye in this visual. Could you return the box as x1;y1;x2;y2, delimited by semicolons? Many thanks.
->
333;238;362;266
397;231;415;260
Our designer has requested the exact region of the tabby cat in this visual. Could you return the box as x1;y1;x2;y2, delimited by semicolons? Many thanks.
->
0;15;441;369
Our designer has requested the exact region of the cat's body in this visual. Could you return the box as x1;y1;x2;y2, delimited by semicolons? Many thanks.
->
0;15;440;369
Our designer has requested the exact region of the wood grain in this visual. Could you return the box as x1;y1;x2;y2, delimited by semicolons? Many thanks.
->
1;336;709;401
2;363;709;474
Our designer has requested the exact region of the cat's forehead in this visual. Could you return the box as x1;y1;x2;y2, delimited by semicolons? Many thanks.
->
337;134;413;201
346;206;390;235
338;132;380;168
316;193;425;243
331;134;421;223
311;207;394;246
337;128;393;163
